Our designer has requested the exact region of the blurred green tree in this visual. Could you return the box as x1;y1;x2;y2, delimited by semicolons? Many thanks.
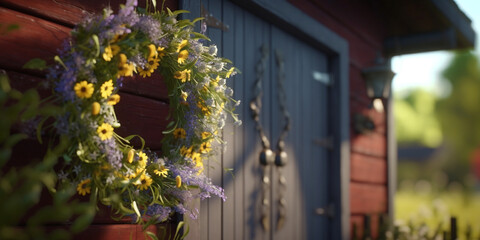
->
395;89;442;148
436;50;480;184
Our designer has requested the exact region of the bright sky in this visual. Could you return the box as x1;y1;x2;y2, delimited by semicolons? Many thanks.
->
392;0;480;97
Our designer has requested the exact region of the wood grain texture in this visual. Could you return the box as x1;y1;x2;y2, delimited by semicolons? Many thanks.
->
350;182;387;214
72;223;172;240
0;7;70;72
0;0;179;27
350;214;380;240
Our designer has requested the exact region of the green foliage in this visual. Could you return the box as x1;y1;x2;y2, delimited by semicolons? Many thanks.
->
436;50;480;183
395;89;442;147
0;72;95;240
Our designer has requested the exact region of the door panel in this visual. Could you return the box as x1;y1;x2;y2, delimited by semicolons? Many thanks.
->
182;1;333;239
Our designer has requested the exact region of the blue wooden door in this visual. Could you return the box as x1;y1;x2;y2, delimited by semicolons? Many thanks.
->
182;1;336;239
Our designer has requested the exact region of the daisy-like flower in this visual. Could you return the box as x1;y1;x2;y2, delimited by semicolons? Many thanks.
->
97;122;114;140
173;128;186;139
176;39;188;52
180;145;193;158
200;141;212;153
92;102;100;115
107;94;120;105
137;173;152;190
103;45;113;61
74;81;94;99
117;53;134;77
191;152;202;164
195;160;204;174
127;149;135;163
138;151;148;169
77;178;91;196
154;165;169;177
174;69;191;83
100;79;114;98
177;50;188;64
137;66;152;78
176;175;182;188
146;57;160;72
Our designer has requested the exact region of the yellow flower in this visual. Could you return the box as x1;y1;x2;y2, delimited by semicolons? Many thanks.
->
157;47;165;59
173;69;191;83
97;122;114;140
180;145;193;158
77;178;91;196
180;90;188;102
176;175;182;188
195;161;204;174
137;67;152;78
177;50;188;64
226;67;235;78
200;141;212;153
111;45;120;55
148;44;158;59
210;76;220;87
137;173;152;190
154;165;169;177
173;128;186;139
74;81;94;99
201;132;212;139
117;53;134;77
191;152;202;164
107;94;120;105
100;79;114;99
176;40;188;52
138;151;148;169
127;149;135;163
92;102;100;115
147;57;160;72
103;45;113;61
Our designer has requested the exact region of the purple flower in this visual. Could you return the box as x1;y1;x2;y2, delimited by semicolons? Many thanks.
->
146;204;172;222
134;16;162;41
100;138;123;170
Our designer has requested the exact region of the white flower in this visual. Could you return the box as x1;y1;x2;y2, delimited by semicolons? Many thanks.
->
206;98;215;107
234;120;242;126
218;78;226;86
235;100;241;106
225;87;234;96
208;45;217;56
213;62;224;71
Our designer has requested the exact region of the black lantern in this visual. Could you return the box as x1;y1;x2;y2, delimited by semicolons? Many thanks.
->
362;57;395;100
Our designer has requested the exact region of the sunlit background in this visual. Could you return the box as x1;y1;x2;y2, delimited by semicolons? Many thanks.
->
392;0;480;238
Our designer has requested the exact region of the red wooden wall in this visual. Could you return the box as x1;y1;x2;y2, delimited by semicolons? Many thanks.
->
0;0;177;239
288;0;389;239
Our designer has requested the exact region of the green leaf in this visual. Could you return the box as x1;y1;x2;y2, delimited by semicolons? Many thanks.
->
23;58;47;71
92;34;100;57
36;117;48;144
0;71;11;92
132;201;141;219
191;32;210;41
146;231;159;240
54;55;68;70
151;0;156;9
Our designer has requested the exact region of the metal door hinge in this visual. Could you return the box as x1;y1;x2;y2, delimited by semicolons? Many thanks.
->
201;4;229;31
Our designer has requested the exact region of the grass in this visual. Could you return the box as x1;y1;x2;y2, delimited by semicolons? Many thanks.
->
395;189;480;239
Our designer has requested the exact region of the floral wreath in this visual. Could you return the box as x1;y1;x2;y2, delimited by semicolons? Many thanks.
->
48;0;239;225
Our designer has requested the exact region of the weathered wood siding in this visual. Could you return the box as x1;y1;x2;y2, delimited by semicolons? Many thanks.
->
288;0;389;239
0;0;177;239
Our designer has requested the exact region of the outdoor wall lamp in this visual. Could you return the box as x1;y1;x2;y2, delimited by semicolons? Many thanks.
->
362;56;395;111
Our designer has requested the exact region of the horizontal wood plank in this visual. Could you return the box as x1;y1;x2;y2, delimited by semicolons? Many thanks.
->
350;182;387;214
0;7;70;72
115;92;170;150
351;131;387;158
350;152;387;184
0;0;179;27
